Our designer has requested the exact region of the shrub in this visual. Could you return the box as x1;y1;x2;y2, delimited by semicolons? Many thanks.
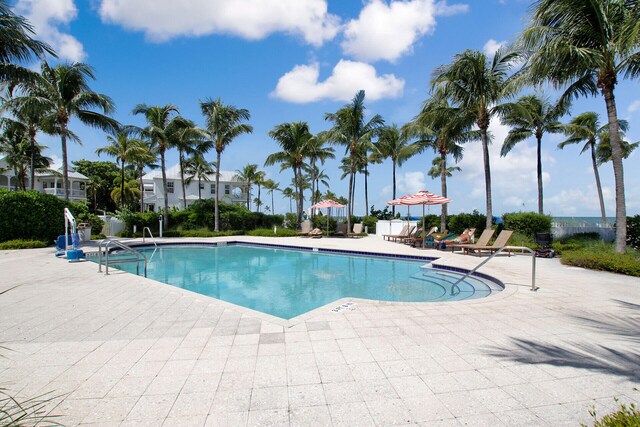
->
447;211;487;234
361;216;378;234
312;215;337;232
627;215;640;250
247;228;299;237
119;209;160;232
179;229;243;237
0;239;48;250
585;400;640;427
502;212;552;238
77;213;104;234
0;190;71;243
561;249;640;277
284;213;298;229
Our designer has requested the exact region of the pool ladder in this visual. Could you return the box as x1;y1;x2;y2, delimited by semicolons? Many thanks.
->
98;238;147;277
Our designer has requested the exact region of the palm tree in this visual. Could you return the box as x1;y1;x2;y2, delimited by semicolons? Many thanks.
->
167;117;204;209
305;165;330;205
262;179;279;214
428;157;461;179
185;154;215;201
128;140;157;212
595;128;638;166
266;121;313;227
0;120;51;189
560;112;631;225
11;62;117;201
235;163;260;210
110;179;140;208
305;137;335;206
404;94;476;230
281;186;294;213
0;0;54;84
323;90;384;233
499;95;569;214
372;124;421;216
133;104;178;225
432;49;518;229
200;97;252;231
96;129;145;209
520;0;640;252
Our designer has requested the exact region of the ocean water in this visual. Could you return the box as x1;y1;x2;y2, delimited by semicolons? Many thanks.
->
551;217;616;226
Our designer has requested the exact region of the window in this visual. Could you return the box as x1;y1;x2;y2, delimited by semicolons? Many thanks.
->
79;182;85;190
199;182;204;190
210;184;216;194
167;182;174;194
225;184;230;195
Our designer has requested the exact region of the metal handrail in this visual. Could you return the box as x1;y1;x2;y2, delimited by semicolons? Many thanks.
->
450;245;538;294
98;237;147;277
142;227;157;247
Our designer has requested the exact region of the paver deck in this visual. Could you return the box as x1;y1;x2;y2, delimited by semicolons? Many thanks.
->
1;235;638;426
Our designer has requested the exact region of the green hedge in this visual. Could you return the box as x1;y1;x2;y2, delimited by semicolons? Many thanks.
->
502;212;552;237
447;211;487;234
0;239;49;250
0;190;70;243
627;215;640;250
247;228;299;237
560;249;640;277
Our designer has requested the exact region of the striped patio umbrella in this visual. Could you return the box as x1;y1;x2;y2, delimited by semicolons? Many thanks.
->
311;199;345;233
388;190;452;240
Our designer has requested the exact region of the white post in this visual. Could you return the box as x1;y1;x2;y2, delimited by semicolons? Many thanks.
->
159;216;163;238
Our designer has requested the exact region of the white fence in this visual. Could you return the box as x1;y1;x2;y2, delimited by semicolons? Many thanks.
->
376;220;419;236
551;224;615;242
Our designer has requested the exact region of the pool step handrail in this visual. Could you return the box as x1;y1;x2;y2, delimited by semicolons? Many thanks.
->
98;237;147;277
142;227;157;248
450;246;537;294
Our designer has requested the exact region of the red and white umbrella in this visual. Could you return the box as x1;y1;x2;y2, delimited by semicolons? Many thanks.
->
387;190;452;236
311;199;345;233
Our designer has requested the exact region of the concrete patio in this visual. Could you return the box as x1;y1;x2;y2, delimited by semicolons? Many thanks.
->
0;235;638;426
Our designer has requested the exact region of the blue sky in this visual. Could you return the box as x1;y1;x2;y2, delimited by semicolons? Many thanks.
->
13;0;640;217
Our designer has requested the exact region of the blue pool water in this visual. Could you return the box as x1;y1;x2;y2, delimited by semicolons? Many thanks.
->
106;244;501;319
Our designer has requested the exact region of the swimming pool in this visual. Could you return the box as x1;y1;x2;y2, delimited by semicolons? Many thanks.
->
106;244;502;319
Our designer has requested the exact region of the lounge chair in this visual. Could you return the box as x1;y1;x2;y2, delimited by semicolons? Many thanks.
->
348;223;364;238
383;224;409;241
408;226;438;248
298;220;312;236
463;230;514;256
448;228;493;252
423;229;449;248
398;226;422;244
334;222;348;237
308;228;323;238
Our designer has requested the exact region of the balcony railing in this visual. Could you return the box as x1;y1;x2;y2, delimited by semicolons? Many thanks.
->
42;188;87;198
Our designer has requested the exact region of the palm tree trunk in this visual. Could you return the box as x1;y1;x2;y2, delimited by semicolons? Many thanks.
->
257;184;261;213
271;191;274;213
247;182;251;210
198;176;202;200
590;144;606;225
29;128;36;190
60;125;70;201
214;150;221;231
295;166;303;228
536;136;543;214
347;170;353;234
392;160;396;216
602;87;626;253
440;152;447;232
160;150;169;227
481;128;492;229
120;161;125;209
179;150;187;210
138;166;144;213
364;163;369;216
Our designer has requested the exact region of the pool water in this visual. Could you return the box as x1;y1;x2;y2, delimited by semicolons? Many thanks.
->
107;244;501;319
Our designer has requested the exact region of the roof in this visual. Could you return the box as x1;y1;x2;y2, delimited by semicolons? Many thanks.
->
35;169;89;180
142;164;241;183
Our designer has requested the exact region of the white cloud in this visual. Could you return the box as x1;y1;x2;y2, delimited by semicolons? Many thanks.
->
457;119;557;212
627;100;640;114
545;186;614;216
341;0;468;62
271;60;404;103
98;0;340;46
14;0;86;62
483;39;506;57
396;171;425;195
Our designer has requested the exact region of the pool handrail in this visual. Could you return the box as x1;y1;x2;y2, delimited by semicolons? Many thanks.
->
98;237;147;277
450;245;537;294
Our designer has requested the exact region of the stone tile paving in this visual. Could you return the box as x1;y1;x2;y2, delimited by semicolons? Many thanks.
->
0;235;639;426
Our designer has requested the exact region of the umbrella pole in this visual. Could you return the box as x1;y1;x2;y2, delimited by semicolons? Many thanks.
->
422;205;425;246
327;208;330;235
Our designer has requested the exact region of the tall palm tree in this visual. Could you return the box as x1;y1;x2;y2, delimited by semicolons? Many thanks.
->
262;179;279;214
305;164;330;205
110;179;140;209
323;90;384;233
235;163;260;210
372;124;421;216
133;104;178;225
0;120;51;189
96;129;145;209
266;121;313;227
128;139;157;212
12;62;117;201
404;94;476;230
305;137;335;206
200;97;252;231
432;49;518;229
499;95;569;214
254;170;266;213
520;0;640;252
595;127;638;166
560;112;630;225
0;0;54;84
428;157;461;179
185;154;215;201
281;186;294;213
167;117;204;209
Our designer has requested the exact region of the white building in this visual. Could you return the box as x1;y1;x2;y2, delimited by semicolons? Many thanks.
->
0;156;88;202
142;164;247;211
